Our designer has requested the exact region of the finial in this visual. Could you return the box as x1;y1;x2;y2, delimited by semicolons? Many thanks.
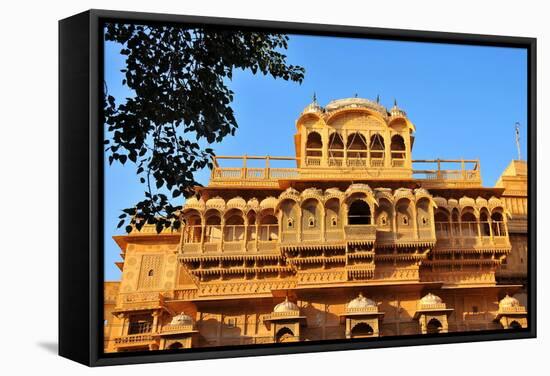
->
376;94;380;103
515;122;521;160
354;93;358;98
313;92;317;103
394;98;398;107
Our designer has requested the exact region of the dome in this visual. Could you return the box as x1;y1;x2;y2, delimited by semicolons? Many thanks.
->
302;94;323;114
170;312;193;326
273;297;299;313
390;99;407;117
420;293;443;306
499;294;520;309
347;293;376;309
302;102;322;114
325;97;388;117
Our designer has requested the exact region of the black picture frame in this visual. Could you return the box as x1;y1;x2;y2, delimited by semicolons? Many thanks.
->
59;9;537;367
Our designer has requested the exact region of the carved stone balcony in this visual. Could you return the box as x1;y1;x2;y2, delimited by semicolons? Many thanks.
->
114;334;156;348
344;225;377;244
434;221;511;251
113;292;165;313
160;324;196;335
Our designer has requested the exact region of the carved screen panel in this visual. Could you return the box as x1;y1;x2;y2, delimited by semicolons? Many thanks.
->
138;255;163;289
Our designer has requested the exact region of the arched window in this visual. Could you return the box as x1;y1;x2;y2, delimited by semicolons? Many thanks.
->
434;209;450;238
328;132;344;166
281;200;298;239
224;210;245;242
350;322;374;338
390;134;406;165
480;210;491;236
395;198;412;232
348;200;371;225
491;211;505;236
275;327;295;343
306;132;323;165
369;133;385;163
416;198;431;239
461;210;477;237
259;213;278;241
325;198;340;231
375;198;392;232
183;211;202;243
346;132;367;161
247;211;257;241
302;198;321;232
147;269;154;277
427;318;443;334
204;211;222;242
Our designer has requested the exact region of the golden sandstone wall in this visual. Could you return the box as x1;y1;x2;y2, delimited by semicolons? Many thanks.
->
103;98;528;353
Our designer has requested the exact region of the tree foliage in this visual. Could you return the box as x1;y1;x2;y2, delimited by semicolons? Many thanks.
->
104;23;305;233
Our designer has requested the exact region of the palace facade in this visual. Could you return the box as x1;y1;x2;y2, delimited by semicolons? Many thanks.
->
104;97;528;352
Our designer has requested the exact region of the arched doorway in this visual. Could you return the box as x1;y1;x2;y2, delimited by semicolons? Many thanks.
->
168;342;183;350
509;321;522;329
427;318;443;334
350;322;374;338
275;327;295;343
348;200;371;225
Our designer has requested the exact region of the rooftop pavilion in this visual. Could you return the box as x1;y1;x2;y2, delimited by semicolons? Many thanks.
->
208;97;481;190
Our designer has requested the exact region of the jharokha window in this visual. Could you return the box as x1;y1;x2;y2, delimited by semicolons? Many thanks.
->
128;314;153;335
348;200;372;225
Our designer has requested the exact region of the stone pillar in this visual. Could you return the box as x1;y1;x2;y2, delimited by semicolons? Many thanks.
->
412;204;418;239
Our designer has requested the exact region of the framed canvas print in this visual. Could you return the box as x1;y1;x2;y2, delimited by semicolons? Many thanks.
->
59;9;536;366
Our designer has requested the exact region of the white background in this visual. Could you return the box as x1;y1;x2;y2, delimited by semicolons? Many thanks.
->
0;0;547;374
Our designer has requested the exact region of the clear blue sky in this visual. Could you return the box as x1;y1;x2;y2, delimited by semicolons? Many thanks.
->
104;32;527;281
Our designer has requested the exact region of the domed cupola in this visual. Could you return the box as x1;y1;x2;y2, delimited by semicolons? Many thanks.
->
273;296;300;313
414;293;453;334
495;294;528;329
340;293;384;338
419;293;444;308
390;99;407;118
499;295;520;309
346;293;377;311
159;312;198;350
302;93;323;115
169;312;194;326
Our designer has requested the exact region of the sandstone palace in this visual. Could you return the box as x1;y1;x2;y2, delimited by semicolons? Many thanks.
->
104;97;528;352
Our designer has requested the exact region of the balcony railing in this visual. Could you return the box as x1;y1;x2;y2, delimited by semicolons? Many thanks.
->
114;334;155;346
306;157;322;166
434;221;509;248
210;156;480;187
412;159;481;187
180;224;279;253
